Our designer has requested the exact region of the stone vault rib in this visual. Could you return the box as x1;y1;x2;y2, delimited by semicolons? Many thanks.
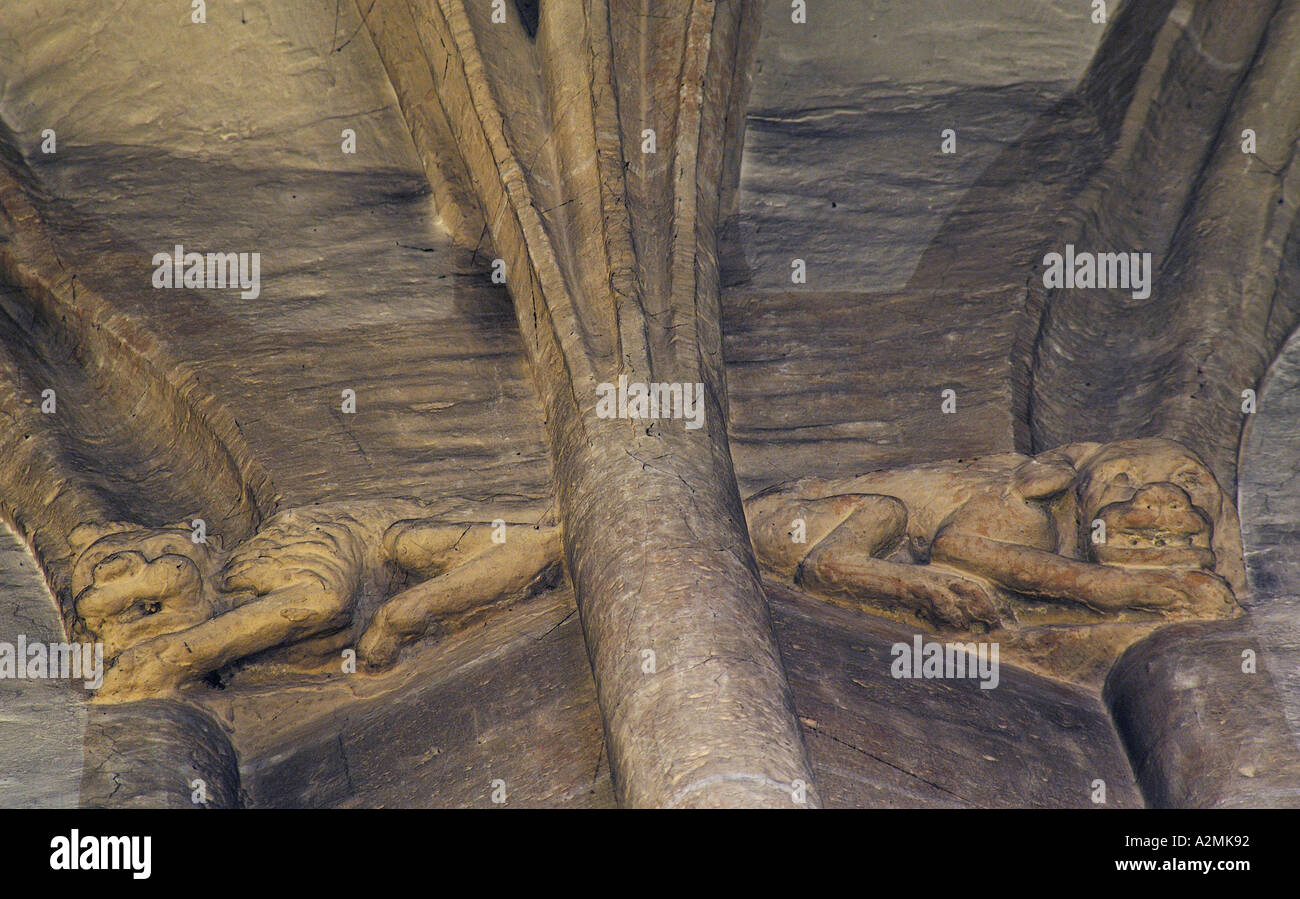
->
1022;0;1300;493
0;121;277;622
362;0;817;807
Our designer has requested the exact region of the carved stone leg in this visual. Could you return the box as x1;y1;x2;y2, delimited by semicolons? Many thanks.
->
800;546;1001;632
358;522;562;670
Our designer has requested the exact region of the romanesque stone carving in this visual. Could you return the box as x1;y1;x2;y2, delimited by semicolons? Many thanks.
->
361;0;820;808
77;437;1243;702
3;0;1299;812
746;438;1243;638
70;502;560;701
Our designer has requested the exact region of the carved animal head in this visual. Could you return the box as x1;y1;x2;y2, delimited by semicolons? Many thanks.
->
1065;438;1246;596
69;524;224;661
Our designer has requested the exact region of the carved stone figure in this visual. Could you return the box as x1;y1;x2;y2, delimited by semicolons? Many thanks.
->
745;438;1244;635
77;437;1242;702
4;0;1300;810
69;502;560;701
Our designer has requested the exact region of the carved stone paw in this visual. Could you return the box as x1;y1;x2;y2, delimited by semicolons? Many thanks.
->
355;608;405;672
911;569;1002;631
1129;568;1236;618
96;637;193;702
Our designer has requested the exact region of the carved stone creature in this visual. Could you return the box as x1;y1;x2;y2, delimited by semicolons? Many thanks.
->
73;439;1240;701
744;438;1244;632
69;501;561;701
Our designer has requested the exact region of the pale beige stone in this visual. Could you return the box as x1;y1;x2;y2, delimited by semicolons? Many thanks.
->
747;438;1243;641
71;502;560;702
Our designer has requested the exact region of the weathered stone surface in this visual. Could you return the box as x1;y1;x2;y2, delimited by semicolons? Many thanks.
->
1025;0;1300;492
770;583;1143;808
362;0;818;807
1;0;1298;809
747;439;1244;688
736;0;1104;293
724;288;1022;493
0;522;85;807
723;1;1114;479
80;700;241;809
234;588;613;808
1239;319;1300;759
1105;620;1300;808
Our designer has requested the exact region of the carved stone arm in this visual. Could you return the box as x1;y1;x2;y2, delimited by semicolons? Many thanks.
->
929;532;1235;616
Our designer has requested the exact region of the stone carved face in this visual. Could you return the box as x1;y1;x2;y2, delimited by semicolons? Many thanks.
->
1074;439;1225;571
69;525;222;661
